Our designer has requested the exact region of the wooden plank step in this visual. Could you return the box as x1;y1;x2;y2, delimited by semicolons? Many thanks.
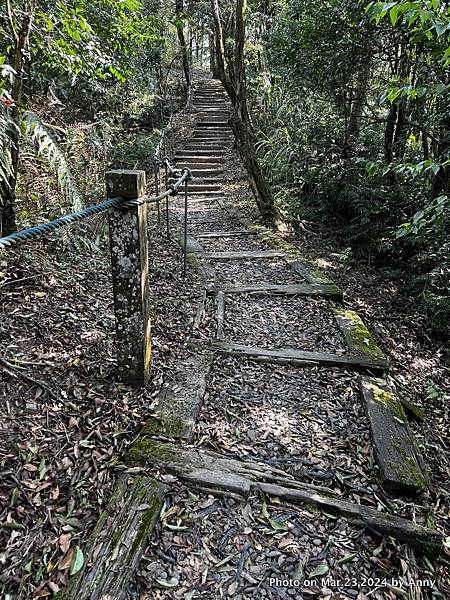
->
59;477;166;600
125;440;442;558
213;341;387;372
191;135;231;140
333;308;388;370
360;376;428;495
213;209;341;290
204;250;286;260
223;282;343;300
141;351;214;440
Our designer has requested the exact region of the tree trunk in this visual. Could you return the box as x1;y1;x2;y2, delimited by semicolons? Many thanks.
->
210;0;277;224
431;100;450;197
384;104;397;164
346;52;372;158
175;0;191;91
0;6;33;237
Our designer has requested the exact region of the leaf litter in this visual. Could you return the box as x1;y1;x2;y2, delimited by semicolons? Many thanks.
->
0;222;201;598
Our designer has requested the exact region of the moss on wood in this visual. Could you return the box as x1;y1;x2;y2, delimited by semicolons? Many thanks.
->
125;437;180;466
334;308;387;365
57;476;165;600
361;376;428;494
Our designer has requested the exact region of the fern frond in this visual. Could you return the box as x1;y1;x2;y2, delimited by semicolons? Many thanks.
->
21;111;84;211
0;106;14;189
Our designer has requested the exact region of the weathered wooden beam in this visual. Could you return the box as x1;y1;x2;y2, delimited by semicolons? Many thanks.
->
334;308;388;370
59;476;166;600
125;440;442;557
360;376;428;495
213;198;343;290
216;291;225;339
141;351;214;440
107;170;151;386
223;282;343;300
204;250;286;260
213;341;387;372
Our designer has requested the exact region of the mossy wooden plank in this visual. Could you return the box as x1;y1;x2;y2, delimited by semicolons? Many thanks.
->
141;351;214;440
334;308;388;369
58;477;165;600
360;376;428;495
213;341;387;372
223;283;343;300
124;440;442;558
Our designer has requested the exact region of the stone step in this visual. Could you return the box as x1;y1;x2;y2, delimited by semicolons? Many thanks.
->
183;149;228;155
195;121;230;131
192;131;233;138
170;177;224;186
185;139;231;145
175;156;225;163
183;138;230;149
187;191;225;197
177;161;225;169
190;168;224;177
181;184;223;192
198;109;230;113
198;122;229;128
187;139;232;145
176;149;226;157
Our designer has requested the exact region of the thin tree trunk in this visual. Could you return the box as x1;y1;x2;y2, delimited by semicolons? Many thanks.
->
0;5;33;237
384;105;397;164
210;0;276;224
175;0;191;91
346;51;372;158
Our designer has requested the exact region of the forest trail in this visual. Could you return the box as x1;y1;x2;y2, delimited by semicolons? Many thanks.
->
56;78;442;599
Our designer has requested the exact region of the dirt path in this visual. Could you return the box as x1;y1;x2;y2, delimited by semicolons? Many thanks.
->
124;79;449;599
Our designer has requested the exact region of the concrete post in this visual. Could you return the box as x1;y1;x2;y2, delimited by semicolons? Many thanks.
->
106;170;151;386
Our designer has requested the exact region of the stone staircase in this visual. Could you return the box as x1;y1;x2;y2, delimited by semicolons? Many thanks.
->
173;79;233;196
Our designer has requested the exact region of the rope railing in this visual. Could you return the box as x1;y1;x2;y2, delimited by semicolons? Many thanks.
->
0;164;192;251
0;77;196;387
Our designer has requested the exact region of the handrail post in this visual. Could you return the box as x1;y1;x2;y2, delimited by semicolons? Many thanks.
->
106;170;151;386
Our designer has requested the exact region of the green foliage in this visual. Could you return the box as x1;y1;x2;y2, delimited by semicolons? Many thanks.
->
22;111;84;210
30;0;162;85
245;0;450;333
